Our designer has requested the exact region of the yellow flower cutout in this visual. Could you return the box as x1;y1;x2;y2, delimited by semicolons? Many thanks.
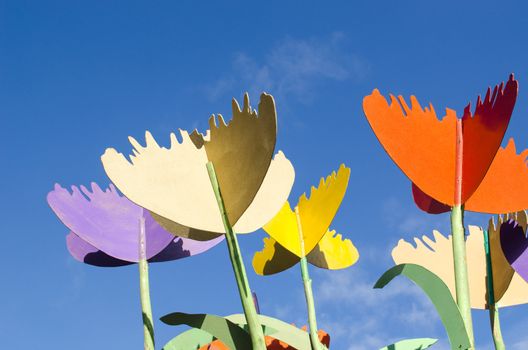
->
253;164;359;275
101;93;295;240
392;213;528;309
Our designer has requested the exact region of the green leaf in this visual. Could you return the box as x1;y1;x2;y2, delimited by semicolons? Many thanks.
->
378;337;438;350
160;312;251;350
374;264;471;350
162;328;214;350
226;313;312;350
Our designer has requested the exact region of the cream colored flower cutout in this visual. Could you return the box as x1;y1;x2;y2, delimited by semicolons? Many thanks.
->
392;223;528;309
101;93;295;239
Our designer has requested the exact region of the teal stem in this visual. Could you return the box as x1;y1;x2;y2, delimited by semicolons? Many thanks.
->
450;205;475;348
295;207;323;350
483;230;506;350
139;217;155;350
206;162;266;350
490;305;505;350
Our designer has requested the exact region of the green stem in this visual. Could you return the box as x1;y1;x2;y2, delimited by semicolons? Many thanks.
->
483;230;506;350
295;207;323;350
300;257;323;350
206;162;266;350
490;305;505;350
139;217;155;350
450;205;474;348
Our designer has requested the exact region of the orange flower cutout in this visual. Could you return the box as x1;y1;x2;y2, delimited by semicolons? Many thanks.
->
363;75;520;213
200;328;330;349
464;138;528;213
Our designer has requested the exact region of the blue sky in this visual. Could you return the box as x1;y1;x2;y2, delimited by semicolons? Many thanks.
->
2;1;528;349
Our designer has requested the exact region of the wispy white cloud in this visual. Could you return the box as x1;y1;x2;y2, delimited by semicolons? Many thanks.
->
204;32;369;104
313;260;446;350
50;255;86;310
511;338;528;350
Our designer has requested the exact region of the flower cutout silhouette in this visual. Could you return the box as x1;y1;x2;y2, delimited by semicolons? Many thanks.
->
47;183;223;267
363;75;522;214
101;93;295;240
500;211;528;283
253;164;359;275
392;218;528;309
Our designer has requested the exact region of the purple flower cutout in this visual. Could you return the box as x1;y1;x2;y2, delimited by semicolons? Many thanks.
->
500;218;528;282
48;183;223;267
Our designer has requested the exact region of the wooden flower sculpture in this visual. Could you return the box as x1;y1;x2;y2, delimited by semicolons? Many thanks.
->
363;74;520;214
101;93;294;239
363;75;523;348
253;164;358;275
253;164;357;350
47;182;224;350
101;93;295;350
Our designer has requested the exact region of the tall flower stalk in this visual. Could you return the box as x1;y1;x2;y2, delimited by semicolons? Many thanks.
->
207;162;266;349
295;207;323;350
138;217;155;350
451;120;473;345
450;205;474;346
483;229;505;350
